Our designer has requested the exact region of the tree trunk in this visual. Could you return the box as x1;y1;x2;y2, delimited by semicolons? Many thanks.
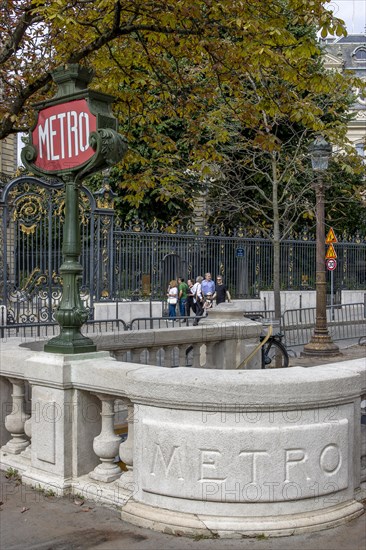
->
272;155;281;320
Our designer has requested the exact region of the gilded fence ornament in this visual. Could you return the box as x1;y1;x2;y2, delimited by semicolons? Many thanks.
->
12;194;45;235
94;183;116;210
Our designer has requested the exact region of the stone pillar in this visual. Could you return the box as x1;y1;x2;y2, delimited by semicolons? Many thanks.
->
21;350;111;494
192;343;201;368
0;376;12;447
178;346;187;367
132;349;141;363
20;415;32;460
200;302;262;369
118;401;134;490
114;350;128;362
205;342;217;369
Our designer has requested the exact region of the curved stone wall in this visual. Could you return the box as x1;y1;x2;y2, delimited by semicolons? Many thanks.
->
122;364;364;537
0;338;364;539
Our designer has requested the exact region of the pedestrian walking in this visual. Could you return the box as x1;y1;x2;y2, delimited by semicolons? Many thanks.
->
177;277;189;317
185;279;195;316
213;275;231;305
167;280;178;319
191;276;204;325
201;272;215;299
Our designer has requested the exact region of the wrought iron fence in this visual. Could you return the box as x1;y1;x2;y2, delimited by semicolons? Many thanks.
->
1;175;365;325
110;223;366;301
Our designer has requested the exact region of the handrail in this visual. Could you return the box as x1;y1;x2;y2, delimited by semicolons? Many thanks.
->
236;323;273;370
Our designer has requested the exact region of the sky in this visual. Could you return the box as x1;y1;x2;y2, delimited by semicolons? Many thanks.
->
325;0;366;33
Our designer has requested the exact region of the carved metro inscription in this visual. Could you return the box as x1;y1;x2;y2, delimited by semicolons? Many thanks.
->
142;419;349;502
150;443;184;480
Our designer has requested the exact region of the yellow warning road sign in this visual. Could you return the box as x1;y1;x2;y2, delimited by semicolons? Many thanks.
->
326;227;337;244
325;243;337;259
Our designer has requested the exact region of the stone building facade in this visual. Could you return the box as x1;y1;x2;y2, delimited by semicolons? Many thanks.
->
323;33;366;158
0;134;18;177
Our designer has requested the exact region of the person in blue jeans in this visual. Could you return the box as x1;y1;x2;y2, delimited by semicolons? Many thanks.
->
177;277;189;317
167;280;178;319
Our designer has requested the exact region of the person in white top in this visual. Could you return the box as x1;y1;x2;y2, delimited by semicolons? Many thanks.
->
191;276;204;325
167;279;178;319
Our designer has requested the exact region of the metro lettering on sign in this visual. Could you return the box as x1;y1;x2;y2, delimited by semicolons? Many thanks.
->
32;99;97;172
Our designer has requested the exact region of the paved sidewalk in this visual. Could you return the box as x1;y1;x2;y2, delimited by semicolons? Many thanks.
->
289;342;366;367
1;473;365;550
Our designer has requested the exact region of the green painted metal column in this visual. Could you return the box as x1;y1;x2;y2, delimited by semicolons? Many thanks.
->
21;64;127;353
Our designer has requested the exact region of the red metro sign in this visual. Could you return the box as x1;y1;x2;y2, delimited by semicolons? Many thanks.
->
32;99;97;172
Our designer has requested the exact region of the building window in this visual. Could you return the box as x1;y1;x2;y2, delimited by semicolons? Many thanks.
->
353;47;366;61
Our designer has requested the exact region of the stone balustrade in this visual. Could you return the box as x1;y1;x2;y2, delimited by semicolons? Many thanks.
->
0;320;365;539
98;303;262;370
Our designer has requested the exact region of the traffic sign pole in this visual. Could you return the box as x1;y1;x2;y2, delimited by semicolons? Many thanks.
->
325;231;337;321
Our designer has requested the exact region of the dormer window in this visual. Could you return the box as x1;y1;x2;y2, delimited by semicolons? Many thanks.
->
352;47;366;61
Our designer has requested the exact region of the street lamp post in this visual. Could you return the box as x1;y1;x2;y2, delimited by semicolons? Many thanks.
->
21;64;127;354
302;136;340;357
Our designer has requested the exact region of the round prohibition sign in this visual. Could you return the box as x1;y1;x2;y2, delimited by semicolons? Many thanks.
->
326;258;337;271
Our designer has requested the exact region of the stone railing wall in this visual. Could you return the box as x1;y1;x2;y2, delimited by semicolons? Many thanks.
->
98;308;262;369
0;332;365;538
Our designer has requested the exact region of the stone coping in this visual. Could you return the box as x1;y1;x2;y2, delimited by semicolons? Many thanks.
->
0;339;364;411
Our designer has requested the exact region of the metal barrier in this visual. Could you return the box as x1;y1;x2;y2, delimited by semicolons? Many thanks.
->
282;303;366;347
129;316;196;330
1;305;365;348
0;319;127;341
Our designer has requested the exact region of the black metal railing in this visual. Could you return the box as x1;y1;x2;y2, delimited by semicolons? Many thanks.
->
1;176;365;325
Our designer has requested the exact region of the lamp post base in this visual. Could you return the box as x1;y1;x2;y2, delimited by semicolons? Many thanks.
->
302;334;340;358
44;330;96;355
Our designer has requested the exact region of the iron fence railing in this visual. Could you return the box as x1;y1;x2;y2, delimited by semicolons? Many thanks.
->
282;303;366;347
1;305;365;351
110;230;366;301
1;176;366;326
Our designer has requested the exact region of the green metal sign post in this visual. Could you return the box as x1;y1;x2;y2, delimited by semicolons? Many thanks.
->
21;64;127;354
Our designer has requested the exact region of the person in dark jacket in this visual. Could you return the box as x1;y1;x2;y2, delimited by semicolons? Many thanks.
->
213;275;231;305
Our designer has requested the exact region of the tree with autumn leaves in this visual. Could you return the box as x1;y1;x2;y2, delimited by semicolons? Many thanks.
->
1;2;361;185
1;1;365;313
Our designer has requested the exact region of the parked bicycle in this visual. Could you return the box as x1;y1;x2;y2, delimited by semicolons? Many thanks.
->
244;315;289;369
185;322;289;369
261;330;289;369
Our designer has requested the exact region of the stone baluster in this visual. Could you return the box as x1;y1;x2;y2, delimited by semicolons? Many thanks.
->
3;378;30;454
205;342;217;369
113;350;128;362
192;343;201;368
162;346;175;367
132;349;141;363
117;400;135;490
148;347;159;366
89;393;121;482
178;345;187;367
